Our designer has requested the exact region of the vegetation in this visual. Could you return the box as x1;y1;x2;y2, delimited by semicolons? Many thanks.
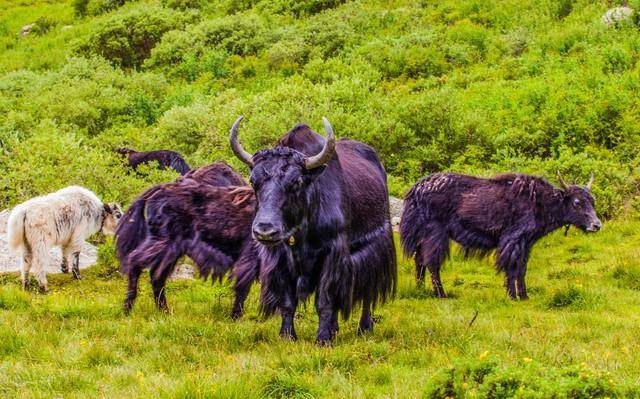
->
2;0;640;396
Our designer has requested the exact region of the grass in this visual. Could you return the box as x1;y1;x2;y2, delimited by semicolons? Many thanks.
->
1;221;640;397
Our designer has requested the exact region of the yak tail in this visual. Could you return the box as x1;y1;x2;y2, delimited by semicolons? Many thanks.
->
399;184;428;258
6;206;26;253
170;155;191;176
116;188;161;273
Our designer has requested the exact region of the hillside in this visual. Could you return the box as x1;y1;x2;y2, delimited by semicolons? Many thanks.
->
1;0;640;216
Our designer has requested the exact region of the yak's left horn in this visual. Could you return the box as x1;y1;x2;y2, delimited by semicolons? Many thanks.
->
229;116;253;167
305;117;336;169
557;170;569;190
586;173;594;190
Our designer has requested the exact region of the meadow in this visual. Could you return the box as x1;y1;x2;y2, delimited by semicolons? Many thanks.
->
2;0;640;397
2;225;640;398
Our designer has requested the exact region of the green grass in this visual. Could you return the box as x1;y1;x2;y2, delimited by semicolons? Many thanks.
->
1;222;640;397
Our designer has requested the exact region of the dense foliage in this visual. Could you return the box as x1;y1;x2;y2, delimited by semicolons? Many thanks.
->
2;0;640;216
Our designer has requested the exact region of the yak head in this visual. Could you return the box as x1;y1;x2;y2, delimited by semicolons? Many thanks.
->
229;117;335;245
102;203;123;235
557;171;602;233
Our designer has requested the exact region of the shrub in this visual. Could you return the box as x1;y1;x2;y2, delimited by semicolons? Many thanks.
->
424;359;621;398
75;6;192;68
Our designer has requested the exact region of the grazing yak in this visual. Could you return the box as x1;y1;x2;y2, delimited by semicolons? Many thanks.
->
116;147;191;175
116;162;259;319
400;172;601;299
7;186;122;292
230;116;397;345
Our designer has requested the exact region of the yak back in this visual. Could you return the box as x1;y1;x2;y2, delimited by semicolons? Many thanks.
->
179;161;246;187
414;172;558;234
126;149;191;175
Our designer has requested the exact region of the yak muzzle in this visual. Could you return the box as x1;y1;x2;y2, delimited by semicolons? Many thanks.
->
586;220;602;233
253;221;283;244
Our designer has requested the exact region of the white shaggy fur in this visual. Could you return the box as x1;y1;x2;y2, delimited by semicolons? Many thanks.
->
7;186;121;291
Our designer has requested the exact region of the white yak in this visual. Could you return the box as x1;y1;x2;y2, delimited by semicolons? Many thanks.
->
7;186;122;292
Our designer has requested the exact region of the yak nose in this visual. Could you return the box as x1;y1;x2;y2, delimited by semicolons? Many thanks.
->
587;220;602;232
253;221;281;242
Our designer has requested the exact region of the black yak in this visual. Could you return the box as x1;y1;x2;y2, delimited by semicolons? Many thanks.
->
116;162;259;319
400;172;601;300
116;147;191;175
230;116;397;345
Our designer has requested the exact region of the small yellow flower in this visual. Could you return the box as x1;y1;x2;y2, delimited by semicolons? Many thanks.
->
523;357;533;363
479;350;489;360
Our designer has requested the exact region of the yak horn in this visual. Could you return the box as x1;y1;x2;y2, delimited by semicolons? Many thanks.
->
229;116;253;167
556;170;569;190
305;117;336;169
586;173;594;190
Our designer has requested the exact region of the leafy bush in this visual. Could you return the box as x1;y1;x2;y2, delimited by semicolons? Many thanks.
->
75;6;193;68
424;359;621;398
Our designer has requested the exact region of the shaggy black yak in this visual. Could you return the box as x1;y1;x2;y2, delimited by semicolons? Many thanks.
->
116;162;258;319
116;147;191;175
230;116;397;345
400;172;601;299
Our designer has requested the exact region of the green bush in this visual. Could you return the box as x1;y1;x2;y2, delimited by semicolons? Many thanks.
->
75;6;193;68
424;359;621;399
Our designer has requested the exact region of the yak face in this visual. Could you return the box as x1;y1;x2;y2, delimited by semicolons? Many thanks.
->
562;186;601;233
250;148;325;245
229;116;337;246
102;203;123;235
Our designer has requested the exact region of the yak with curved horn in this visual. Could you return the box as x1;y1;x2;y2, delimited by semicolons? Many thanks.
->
400;171;601;300
230;116;396;345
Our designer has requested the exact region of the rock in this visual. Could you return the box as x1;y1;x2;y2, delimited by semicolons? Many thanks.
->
602;6;634;27
389;196;404;232
61;25;73;31
170;263;195;280
20;24;33;36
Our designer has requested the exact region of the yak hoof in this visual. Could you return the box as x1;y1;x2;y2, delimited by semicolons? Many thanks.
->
72;270;82;280
38;285;49;294
231;308;243;320
357;322;374;335
518;294;529;301
280;331;298;341
315;337;333;347
60;265;68;274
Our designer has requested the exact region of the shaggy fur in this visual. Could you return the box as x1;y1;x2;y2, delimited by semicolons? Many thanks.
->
116;163;258;318
116;147;191;175
7;186;122;292
400;172;601;299
236;123;397;345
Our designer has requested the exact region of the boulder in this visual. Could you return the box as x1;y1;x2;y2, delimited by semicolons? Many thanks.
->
602;6;634;27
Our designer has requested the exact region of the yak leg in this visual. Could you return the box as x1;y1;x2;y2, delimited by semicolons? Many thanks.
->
497;237;529;300
151;249;181;312
357;297;373;335
279;287;298;341
516;263;529;300
315;289;336;346
30;239;49;293
230;248;258;320
63;242;83;280
60;250;69;274
416;228;449;298
124;265;143;314
231;278;252;320
21;248;33;290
